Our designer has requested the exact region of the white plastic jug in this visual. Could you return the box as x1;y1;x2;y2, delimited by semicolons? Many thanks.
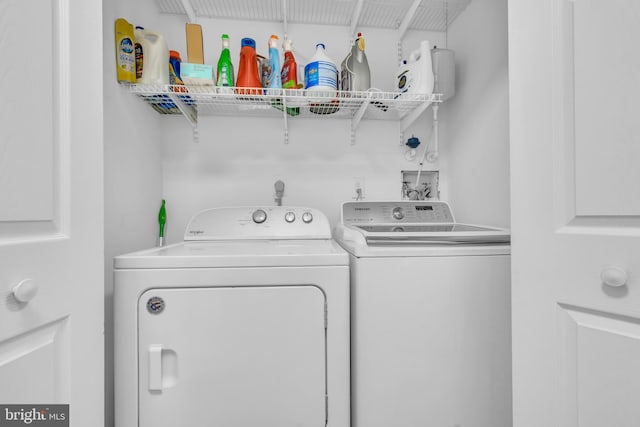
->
134;27;169;85
396;40;435;97
305;43;338;97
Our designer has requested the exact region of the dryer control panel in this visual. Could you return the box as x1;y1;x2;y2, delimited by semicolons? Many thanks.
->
185;206;332;240
341;201;454;225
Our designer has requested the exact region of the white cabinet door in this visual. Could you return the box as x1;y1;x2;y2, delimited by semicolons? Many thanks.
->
0;0;103;424
509;1;640;426
138;286;327;427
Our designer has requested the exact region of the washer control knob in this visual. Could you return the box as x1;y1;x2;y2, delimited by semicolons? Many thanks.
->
392;207;405;220
302;212;314;224
252;209;267;224
284;212;296;223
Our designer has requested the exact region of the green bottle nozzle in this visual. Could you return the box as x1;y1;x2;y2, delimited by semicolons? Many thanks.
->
158;199;166;246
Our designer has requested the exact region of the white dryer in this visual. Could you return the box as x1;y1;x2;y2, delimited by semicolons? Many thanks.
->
114;206;350;427
333;201;511;427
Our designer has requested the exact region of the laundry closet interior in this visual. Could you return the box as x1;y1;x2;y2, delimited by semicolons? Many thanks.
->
104;0;510;426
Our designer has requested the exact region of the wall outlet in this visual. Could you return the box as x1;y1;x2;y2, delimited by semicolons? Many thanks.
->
401;170;439;200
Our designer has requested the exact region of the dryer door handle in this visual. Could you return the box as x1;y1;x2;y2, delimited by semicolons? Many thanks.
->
149;344;163;391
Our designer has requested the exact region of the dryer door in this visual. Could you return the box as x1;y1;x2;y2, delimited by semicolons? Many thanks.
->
137;285;327;427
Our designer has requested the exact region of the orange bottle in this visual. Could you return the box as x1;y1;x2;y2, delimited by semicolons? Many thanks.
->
236;38;262;95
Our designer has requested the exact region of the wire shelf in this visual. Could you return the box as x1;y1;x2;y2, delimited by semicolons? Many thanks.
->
128;84;441;121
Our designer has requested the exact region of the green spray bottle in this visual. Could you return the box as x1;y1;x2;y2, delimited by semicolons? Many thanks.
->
158;199;166;247
216;34;234;87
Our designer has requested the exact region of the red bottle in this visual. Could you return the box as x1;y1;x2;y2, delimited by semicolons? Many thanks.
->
236;38;262;95
281;38;299;89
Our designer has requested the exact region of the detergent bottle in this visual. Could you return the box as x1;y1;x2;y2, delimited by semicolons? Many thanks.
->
216;34;234;88
266;35;282;94
281;38;299;89
134;26;169;85
236;38;262;95
168;50;184;86
340;32;371;92
304;43;338;97
114;18;136;83
395;40;434;98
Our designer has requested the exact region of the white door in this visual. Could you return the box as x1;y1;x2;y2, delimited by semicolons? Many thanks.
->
0;0;103;424
509;1;640;426
138;286;327;427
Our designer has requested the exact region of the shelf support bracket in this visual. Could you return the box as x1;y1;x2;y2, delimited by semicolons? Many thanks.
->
351;99;370;145
166;91;198;128
349;0;365;38
400;100;431;133
399;100;431;144
398;0;422;40
282;97;290;144
179;0;197;23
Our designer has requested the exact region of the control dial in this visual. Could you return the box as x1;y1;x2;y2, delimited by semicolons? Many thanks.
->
252;209;267;224
284;212;296;223
301;212;314;223
392;207;405;220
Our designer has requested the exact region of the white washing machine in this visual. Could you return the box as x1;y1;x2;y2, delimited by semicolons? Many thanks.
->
114;206;350;427
333;201;511;427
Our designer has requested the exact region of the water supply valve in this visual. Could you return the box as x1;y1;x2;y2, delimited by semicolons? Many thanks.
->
405;135;421;161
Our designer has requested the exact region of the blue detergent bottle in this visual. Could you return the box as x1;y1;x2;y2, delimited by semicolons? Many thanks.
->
266;34;282;94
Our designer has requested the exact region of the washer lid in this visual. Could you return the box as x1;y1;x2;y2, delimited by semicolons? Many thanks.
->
114;239;349;269
334;201;510;256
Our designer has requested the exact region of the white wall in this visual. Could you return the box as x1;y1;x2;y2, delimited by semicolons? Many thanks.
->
440;0;510;227
155;18;447;243
103;2;164;427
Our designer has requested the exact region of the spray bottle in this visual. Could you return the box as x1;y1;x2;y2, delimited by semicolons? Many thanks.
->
281;38;299;89
216;34;234;88
266;35;282;94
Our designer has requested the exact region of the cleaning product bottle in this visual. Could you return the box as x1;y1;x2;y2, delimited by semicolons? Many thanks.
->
158;199;166;247
281;38;299;89
169;50;184;86
341;32;371;92
134;26;170;85
304;43;338;97
216;34;235;89
395;40;435;98
114;18;136;83
266;34;282;94
276;38;301;115
236;37;262;95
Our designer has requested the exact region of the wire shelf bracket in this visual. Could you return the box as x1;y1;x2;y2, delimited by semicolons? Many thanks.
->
351;98;370;145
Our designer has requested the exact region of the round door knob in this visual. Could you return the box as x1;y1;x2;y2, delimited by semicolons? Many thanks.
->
302;212;313;223
252;209;267;224
392;207;405;220
12;278;38;303
284;212;296;223
601;266;628;288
